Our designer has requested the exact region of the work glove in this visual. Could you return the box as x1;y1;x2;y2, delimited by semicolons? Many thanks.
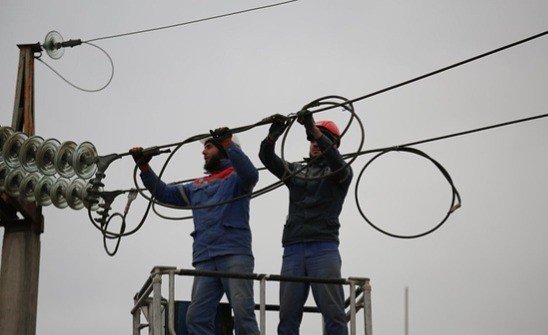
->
209;127;233;148
130;147;153;166
267;114;288;142
296;109;316;140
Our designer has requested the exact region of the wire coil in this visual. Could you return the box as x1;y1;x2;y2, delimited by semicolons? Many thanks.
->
354;147;461;239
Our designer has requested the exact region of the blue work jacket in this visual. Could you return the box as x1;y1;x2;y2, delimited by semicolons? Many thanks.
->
140;142;259;265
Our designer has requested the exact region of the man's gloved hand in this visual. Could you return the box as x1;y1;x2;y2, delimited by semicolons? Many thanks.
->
267;114;288;142
296;110;316;140
209;127;233;148
129;147;152;167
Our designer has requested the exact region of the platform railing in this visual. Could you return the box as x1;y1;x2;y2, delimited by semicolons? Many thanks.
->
131;266;372;335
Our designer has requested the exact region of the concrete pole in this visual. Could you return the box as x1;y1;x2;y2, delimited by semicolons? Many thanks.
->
0;43;43;335
405;286;409;335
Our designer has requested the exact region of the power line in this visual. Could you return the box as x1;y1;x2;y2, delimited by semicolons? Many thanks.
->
37;1;298;92
84;0;299;43
344;111;548;159
96;29;548;154
37;42;114;93
354;147;461;239
310;30;548;115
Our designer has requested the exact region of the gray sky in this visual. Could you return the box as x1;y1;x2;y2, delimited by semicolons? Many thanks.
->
1;1;548;334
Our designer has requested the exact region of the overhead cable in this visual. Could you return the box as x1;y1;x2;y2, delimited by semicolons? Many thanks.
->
89;30;548;156
37;42;115;93
309;30;548;115
83;0;299;43
354;147;461;239
342;111;548;160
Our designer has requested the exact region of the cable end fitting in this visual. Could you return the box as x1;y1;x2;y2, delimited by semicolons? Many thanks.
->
60;39;82;48
449;203;461;214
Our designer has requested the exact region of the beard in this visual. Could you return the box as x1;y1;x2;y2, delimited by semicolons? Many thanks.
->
203;153;222;173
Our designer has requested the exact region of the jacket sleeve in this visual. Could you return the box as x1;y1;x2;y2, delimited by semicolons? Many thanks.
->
225;142;259;192
316;135;352;184
259;138;290;180
140;169;189;206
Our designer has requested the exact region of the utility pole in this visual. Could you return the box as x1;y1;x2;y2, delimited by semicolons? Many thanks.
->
404;286;409;335
0;43;44;335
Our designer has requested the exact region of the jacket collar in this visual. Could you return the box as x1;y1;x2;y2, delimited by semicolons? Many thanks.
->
303;156;327;166
194;159;234;185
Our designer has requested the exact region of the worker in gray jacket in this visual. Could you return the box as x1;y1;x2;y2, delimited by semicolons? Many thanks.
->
259;112;353;335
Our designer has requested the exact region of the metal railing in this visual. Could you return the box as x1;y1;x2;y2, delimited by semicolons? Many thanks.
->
131;266;372;335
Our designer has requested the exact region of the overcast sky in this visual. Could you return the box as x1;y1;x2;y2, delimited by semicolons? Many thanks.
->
1;1;548;334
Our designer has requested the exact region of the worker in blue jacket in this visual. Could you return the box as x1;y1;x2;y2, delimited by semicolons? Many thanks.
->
131;127;260;335
259;112;353;335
